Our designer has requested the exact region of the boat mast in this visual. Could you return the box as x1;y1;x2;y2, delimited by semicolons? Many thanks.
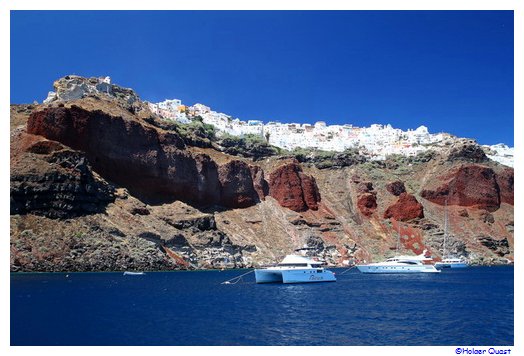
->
396;220;401;255
443;197;448;258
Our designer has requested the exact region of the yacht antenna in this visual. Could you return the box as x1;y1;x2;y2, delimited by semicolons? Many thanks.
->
443;197;448;258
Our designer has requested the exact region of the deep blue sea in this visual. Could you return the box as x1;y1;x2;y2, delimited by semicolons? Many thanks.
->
10;266;513;346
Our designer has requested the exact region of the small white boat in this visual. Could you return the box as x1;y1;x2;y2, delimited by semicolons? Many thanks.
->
255;254;336;284
435;257;468;269
357;250;440;274
123;271;145;276
435;198;469;270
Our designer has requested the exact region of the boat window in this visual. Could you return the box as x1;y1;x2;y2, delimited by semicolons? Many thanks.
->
277;263;308;267
317;269;323;273
311;264;322;268
402;261;418;265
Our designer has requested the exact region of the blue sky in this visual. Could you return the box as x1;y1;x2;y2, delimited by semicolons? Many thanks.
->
10;11;513;146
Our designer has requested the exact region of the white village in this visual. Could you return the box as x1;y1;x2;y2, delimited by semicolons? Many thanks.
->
41;75;513;167
148;98;514;167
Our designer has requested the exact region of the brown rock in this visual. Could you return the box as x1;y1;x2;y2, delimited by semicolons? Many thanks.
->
299;172;321;210
384;193;424;221
420;165;501;212
269;162;321;212
386;180;406;196
249;165;269;201
357;181;374;193
496;168;514;205
10;133;115;219
459;209;469;217
218;160;259;208
26;105;227;206
480;211;495;224
446;140;489;163
357;193;377;217
25;140;65;155
193;154;221;205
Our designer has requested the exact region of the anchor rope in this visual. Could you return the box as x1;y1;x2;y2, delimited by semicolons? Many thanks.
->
221;269;254;285
338;265;356;275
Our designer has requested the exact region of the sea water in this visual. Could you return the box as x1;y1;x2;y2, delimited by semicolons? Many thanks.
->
10;266;513;346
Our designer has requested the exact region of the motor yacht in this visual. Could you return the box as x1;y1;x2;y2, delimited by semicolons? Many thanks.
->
356;250;440;274
434;257;468;269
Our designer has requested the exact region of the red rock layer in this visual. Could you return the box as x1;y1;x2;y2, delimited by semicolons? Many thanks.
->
357;193;377;217
420;165;503;212
26;105;264;209
496;168;514;205
384;193;424;221
268;162;321;212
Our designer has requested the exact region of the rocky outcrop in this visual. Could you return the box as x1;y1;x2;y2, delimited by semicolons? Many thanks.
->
384;193;424;221
355;180;377;216
218;160;260;208
28;105;207;203
496;168;514;205
446;139;489;163
27;105;263;209
386;180;406;196
10;214;176;272
249;165;269;201
478;236;510;256
269;162;321;212
420;165;502;211
10;133;115;219
357;181;374;194
294;149;367;169
43;75;145;114
157;211;253;269
357;193;377;217
193;154;221;205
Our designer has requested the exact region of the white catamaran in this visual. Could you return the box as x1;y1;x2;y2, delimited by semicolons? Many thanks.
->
254;248;336;284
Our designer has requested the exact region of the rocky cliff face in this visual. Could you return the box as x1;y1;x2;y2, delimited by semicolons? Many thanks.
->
420;164;509;212
10;76;514;271
27;104;265;210
218;160;260;208
10;131;115;219
384;193;424;221
268;162;321;212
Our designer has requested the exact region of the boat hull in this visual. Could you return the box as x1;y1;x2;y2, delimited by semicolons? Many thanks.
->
356;265;440;274
254;270;283;283
255;268;336;283
435;262;468;269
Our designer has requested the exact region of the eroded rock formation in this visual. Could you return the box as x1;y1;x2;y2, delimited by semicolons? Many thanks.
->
11;132;115;219
420;165;504;211
384;193;424;221
268;162;321;212
386;180;406;196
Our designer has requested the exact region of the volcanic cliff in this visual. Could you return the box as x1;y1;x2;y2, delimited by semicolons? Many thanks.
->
10;76;514;271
